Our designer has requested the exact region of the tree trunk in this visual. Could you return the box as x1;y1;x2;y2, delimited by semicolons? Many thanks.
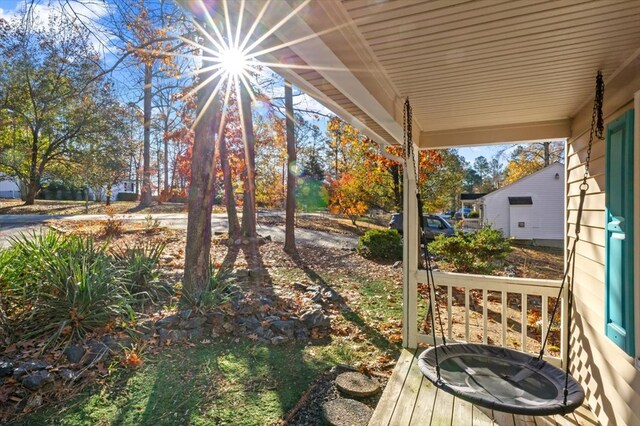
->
164;116;170;193
24;131;40;205
284;81;296;253
24;180;39;205
220;136;240;238
543;142;551;166
239;84;257;239
139;63;154;207
391;164;401;210
183;41;220;299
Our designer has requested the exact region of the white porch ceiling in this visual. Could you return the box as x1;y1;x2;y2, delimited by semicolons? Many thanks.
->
240;0;640;147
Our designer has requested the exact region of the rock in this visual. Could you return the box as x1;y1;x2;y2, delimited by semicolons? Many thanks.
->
22;370;54;391
159;329;187;343
258;295;273;305
293;282;307;292
26;394;43;409
101;335;120;350
138;319;155;335
300;309;331;329
84;340;110;365
393;260;402;269
257;328;274;340
294;327;310;341
263;315;280;323
188;328;205;341
63;345;86;364
234;239;243;246
156;314;181;329
179;309;193;320
271;320;295;339
117;337;134;349
270;336;289;345
183;316;206;329
322;398;373;426
58;368;79;382
206;311;225;325
0;360;14;377
239;316;262;330
335;372;380;398
13;360;48;380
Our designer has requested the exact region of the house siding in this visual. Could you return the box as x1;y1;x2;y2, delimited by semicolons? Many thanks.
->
482;163;564;240
0;175;20;199
568;99;640;426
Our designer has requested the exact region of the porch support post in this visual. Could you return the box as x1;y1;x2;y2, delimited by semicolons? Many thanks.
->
402;143;419;349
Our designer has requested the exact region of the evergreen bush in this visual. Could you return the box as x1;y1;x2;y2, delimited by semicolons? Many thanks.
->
357;229;402;261
428;227;511;273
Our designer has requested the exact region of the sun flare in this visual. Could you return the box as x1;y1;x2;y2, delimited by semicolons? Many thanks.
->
219;47;248;77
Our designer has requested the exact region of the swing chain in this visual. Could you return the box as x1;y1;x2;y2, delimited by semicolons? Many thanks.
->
403;98;419;185
583;71;605;185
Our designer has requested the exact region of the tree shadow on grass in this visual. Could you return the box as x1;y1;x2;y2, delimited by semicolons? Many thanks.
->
287;251;400;358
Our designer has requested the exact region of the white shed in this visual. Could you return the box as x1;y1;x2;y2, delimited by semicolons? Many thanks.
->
480;162;564;245
0;175;21;199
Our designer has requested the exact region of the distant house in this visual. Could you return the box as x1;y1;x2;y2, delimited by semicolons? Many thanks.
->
479;162;564;246
0;175;21;199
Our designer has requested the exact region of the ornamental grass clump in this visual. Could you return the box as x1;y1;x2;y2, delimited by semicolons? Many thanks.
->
111;241;168;304
0;230;135;348
181;263;235;313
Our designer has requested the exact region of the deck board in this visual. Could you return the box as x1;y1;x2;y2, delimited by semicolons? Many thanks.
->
369;349;600;426
369;348;416;425
389;352;425;425
408;372;437;425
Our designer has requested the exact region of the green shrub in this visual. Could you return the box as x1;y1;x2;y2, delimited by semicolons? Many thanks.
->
467;211;480;218
117;192;139;201
357;229;402;261
428;227;511;274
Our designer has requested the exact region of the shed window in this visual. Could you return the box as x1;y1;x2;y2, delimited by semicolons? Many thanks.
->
508;196;533;205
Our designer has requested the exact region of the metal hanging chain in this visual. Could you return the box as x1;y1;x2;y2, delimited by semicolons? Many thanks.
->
538;71;604;406
404;98;446;383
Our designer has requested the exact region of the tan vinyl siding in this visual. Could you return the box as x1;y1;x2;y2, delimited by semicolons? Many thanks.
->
568;101;640;425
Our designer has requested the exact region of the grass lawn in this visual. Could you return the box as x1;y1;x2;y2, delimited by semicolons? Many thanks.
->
10;340;375;426
3;231;403;425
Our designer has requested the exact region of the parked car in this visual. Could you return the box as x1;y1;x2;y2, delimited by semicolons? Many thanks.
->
453;208;472;220
388;213;454;241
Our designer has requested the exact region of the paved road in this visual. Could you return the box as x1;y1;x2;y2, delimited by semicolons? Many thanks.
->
0;213;358;249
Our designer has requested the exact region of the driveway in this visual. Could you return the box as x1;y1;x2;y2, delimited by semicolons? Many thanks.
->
0;213;358;249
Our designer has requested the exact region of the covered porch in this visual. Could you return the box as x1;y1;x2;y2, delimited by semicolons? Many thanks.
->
243;0;640;424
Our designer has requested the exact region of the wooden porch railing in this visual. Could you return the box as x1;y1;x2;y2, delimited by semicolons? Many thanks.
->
413;270;567;365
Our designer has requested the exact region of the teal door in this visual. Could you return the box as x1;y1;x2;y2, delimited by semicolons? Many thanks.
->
605;109;635;356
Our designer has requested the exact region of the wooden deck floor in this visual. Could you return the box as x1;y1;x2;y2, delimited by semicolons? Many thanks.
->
369;349;600;426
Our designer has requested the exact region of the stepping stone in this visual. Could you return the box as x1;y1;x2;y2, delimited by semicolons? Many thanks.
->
322;398;373;426
335;372;380;398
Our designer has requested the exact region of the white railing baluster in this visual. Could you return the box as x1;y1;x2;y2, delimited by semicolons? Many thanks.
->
542;295;548;357
482;289;488;344
465;288;470;342
502;291;507;347
522;293;527;352
447;285;452;340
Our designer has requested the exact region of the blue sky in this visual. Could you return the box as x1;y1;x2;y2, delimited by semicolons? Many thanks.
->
0;0;525;165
